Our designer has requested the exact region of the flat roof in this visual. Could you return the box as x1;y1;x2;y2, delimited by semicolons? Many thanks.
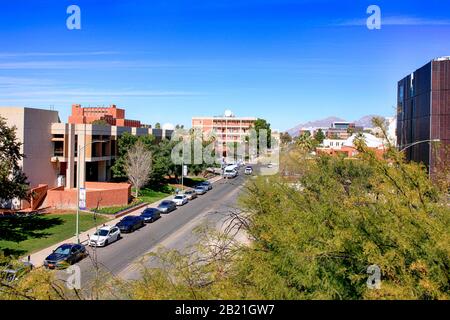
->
192;116;257;120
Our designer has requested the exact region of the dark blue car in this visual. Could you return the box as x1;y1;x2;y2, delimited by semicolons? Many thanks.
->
44;243;88;269
140;208;161;223
116;215;145;233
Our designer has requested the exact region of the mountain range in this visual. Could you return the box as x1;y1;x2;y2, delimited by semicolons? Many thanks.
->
286;115;383;137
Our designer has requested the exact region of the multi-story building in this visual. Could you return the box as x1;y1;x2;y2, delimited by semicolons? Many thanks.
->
68;104;141;128
397;57;450;177
0;106;173;210
0;107;60;189
192;110;257;156
326;122;363;140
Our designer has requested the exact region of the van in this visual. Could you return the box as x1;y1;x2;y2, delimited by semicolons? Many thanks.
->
224;167;238;179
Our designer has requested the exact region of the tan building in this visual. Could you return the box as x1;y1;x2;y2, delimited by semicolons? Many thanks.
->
0;106;173;210
0;107;60;189
192;110;257;156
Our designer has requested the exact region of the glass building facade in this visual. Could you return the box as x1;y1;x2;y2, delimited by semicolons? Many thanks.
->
397;58;450;178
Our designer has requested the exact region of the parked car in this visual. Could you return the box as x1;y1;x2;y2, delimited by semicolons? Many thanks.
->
194;185;208;195
140;208;161;223
157;200;177;213
88;225;121;247
44;243;88;269
183;190;198;200
199;181;213;190
173;194;188;206
244;166;253;175
1;261;33;282
116;215;145;233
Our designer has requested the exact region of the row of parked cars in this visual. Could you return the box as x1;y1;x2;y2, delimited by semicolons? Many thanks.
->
42;181;214;270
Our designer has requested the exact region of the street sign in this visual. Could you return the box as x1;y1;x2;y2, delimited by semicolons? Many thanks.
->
183;165;188;177
79;187;86;210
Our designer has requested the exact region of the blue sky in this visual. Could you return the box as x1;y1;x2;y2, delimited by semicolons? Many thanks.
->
1;0;450;131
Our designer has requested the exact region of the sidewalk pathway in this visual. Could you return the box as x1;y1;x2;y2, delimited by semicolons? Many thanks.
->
25;175;223;267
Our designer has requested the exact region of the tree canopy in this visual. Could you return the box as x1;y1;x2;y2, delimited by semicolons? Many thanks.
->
0;116;29;202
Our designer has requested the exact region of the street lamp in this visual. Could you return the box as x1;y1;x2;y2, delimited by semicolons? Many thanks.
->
76;139;109;244
399;139;440;152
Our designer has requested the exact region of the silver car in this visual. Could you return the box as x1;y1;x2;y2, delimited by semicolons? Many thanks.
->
194;185;208;195
184;190;198;200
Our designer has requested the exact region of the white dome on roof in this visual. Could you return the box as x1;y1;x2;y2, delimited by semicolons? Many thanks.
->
224;109;234;117
344;133;384;148
162;123;175;130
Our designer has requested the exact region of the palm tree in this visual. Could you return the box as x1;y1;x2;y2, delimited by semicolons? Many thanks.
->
295;132;314;152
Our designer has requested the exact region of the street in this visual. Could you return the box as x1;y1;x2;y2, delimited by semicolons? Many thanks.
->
57;170;250;293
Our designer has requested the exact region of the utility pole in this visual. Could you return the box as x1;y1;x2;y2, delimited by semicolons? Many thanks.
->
181;142;184;191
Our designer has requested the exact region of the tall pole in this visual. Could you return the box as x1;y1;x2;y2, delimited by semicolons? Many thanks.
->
181;142;184;191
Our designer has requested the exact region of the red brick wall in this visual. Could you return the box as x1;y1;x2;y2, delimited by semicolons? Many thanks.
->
68;104;140;127
45;182;131;209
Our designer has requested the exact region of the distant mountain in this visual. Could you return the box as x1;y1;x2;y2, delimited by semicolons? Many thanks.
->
354;115;382;128
286;115;384;137
286;116;345;137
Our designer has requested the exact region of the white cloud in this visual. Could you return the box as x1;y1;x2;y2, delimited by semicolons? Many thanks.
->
335;16;450;27
0;60;181;70
0;51;120;58
0;89;202;97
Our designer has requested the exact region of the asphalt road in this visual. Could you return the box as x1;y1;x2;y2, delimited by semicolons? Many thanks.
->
57;169;249;292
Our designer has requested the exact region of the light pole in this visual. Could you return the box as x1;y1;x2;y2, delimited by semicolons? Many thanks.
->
181;143;184;191
399;139;440;152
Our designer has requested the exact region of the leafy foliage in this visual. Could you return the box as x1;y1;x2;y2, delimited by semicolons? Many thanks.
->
0;116;29;202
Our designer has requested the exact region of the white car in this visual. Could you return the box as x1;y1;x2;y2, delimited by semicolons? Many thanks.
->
173;194;188;206
88;225;121;247
224;168;238;179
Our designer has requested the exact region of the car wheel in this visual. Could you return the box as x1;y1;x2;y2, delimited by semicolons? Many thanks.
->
105;240;109;246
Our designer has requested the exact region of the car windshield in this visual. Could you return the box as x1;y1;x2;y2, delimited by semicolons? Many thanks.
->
160;201;171;206
122;216;134;221
174;196;183;199
143;209;157;215
54;246;71;255
94;229;109;236
185;191;193;194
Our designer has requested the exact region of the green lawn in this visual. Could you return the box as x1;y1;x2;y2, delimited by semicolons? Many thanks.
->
0;212;109;257
137;188;172;203
92;188;172;215
91;199;144;215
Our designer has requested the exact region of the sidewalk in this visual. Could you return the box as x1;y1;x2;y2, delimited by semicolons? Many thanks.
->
25;175;223;267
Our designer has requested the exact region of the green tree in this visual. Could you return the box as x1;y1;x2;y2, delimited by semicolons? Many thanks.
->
295;131;316;152
0;117;29;202
111;132;139;179
91;119;110;126
155;122;161;129
280;132;292;145
254;118;272;148
313;129;326;145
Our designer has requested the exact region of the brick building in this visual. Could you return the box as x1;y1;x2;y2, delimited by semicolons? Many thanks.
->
69;104;141;128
